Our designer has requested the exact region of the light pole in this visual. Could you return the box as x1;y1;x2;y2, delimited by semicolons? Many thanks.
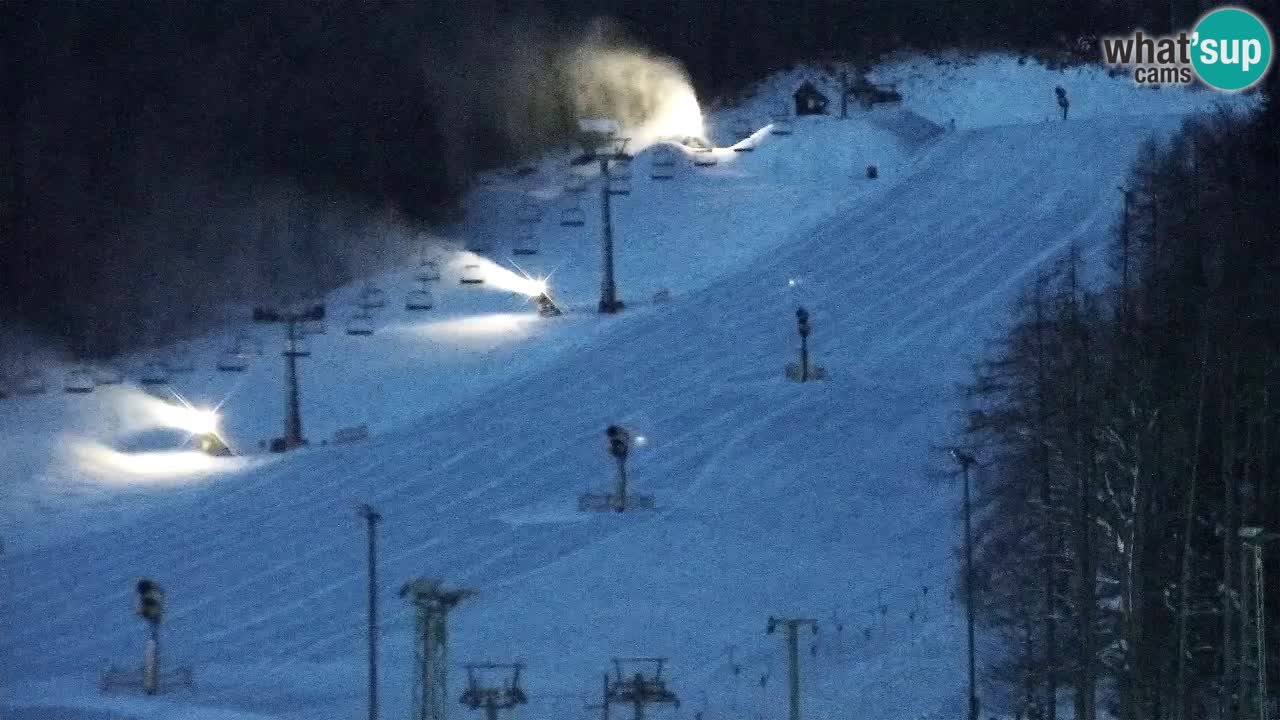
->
358;504;383;720
767;616;818;720
951;448;980;720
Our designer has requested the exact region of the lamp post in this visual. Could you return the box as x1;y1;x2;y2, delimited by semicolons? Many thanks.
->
358;504;383;720
951;448;980;720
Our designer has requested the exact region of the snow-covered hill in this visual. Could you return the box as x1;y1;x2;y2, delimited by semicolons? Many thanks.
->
0;53;1251;720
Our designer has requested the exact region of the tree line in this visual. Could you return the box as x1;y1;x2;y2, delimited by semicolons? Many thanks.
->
957;81;1279;719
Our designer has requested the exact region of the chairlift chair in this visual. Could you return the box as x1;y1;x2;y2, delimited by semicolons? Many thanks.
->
610;159;633;179
166;354;194;373
564;175;588;194
693;152;718;167
415;260;441;282
16;370;48;395
91;365;124;385
139;362;169;387
405;286;434;311
513;229;541;255
770;103;793;135
301;318;327;336
64;369;96;394
517;202;543;225
607;176;632;195
284;335;311;357
216;349;248;372
346;310;375;336
234;333;263;357
650;149;677;180
358;285;386;310
559;205;586;227
460;264;485;284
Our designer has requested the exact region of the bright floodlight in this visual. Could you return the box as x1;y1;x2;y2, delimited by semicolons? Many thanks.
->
457;254;548;297
150;400;220;435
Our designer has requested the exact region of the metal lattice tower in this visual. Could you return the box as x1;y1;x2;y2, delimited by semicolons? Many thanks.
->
400;578;476;720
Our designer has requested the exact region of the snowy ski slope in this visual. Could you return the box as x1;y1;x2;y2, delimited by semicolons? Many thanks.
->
0;54;1249;719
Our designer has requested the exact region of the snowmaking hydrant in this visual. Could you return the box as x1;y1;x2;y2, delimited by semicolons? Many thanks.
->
606;425;630;512
785;307;826;382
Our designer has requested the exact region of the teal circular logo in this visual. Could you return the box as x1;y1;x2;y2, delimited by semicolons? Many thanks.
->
1191;7;1273;91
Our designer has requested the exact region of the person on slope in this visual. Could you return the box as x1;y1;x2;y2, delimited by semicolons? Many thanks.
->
1055;85;1070;120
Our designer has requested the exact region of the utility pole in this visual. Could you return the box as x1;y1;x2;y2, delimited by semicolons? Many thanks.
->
951;449;980;720
766;616;818;720
1238;528;1278;720
401;578;476;720
358;504;383;720
252;303;324;451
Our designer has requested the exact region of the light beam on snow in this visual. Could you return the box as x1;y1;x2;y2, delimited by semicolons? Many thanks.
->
403;313;542;352
70;442;226;482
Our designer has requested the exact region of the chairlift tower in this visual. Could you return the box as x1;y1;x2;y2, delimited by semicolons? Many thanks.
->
766;617;818;720
578;119;630;314
605;657;680;720
401;578;476;720
1238;527;1278;720
459;663;528;720
253;303;325;451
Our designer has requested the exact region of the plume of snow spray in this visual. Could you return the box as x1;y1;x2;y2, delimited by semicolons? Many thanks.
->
567;36;705;150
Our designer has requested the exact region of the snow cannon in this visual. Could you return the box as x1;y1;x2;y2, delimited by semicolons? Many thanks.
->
534;292;563;317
